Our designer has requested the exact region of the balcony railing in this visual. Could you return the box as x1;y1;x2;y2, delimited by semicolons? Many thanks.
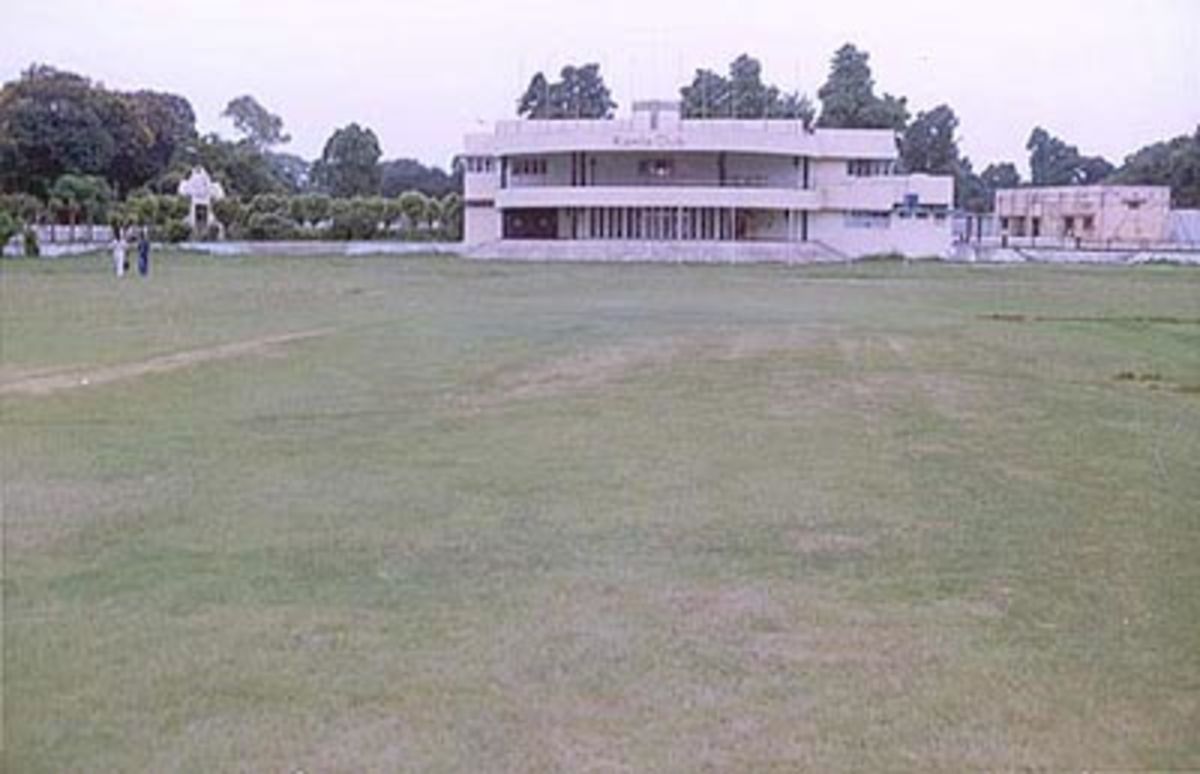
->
508;176;801;190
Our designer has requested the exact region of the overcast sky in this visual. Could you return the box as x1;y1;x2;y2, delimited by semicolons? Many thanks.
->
4;0;1197;175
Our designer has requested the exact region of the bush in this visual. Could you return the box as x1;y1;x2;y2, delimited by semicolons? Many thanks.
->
0;211;18;253
148;221;191;243
245;212;298;240
23;228;40;257
327;199;380;240
248;193;290;217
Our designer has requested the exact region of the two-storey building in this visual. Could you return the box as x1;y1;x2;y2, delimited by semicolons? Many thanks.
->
462;100;953;261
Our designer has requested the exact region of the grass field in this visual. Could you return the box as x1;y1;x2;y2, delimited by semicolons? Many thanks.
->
2;252;1199;772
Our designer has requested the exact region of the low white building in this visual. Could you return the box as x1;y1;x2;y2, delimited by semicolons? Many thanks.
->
461;100;953;261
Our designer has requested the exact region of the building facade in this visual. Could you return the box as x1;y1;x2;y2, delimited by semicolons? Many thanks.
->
462;101;953;261
994;185;1172;247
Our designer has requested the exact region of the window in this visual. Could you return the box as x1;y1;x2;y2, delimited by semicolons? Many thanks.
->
844;210;891;229
638;159;674;178
847;159;893;177
1082;215;1095;231
513;158;547;176
465;156;495;173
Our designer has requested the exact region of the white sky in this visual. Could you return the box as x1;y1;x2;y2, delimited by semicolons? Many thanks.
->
4;0;1197;175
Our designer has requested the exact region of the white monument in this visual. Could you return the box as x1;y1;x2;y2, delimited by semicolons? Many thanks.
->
178;167;226;236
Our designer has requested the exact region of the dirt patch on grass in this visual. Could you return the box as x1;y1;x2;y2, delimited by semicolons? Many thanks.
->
468;330;820;407
0;329;331;397
981;313;1200;325
789;530;873;555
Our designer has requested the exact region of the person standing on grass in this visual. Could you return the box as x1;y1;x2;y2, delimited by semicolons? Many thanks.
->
137;230;150;276
112;230;127;277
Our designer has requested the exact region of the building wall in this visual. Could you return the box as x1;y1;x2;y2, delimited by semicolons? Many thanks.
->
462;103;954;258
811;211;952;258
995;186;1171;243
464;205;500;245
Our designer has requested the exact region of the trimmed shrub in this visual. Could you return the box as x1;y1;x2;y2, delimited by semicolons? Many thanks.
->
158;221;192;243
245;212;298;241
23;228;40;257
0;212;18;253
327;198;380;240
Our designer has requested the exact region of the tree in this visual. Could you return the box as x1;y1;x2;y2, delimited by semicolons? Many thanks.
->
397;191;428;235
680;54;815;124
289;193;332;228
0;66;117;197
953;159;990;213
0;193;43;224
423;197;442;231
380;158;460;198
50;174;112;240
222;95;290;150
899;105;960;175
1026;127;1113;186
0;210;18;252
440;192;463;240
312;123;382;197
266;152;310;193
211;197;245;233
0;66;194;198
517;63;616;119
128;90;197;178
1109;127;1200;208
981;162;1021;191
816;44;908;130
189;133;285;198
327;197;381;240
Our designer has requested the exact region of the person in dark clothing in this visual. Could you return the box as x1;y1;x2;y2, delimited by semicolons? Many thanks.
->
137;232;150;276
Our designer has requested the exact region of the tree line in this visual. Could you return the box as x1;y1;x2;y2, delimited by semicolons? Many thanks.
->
518;45;1200;211
0;64;463;245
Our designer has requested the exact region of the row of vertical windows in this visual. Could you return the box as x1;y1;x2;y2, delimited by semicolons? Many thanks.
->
561;207;807;242
512;158;548;175
847;159;895;177
464;156;495;173
572;207;737;241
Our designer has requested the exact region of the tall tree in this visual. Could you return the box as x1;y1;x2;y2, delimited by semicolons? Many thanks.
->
816;44;908;130
0;66;116;197
128;90;197;176
981;162;1021;191
188;133;284;198
680;54;814;124
899;104;960;175
517;64;616;119
0;65;194;198
222;95;290;150
1026;127;1114;185
1109;127;1200;208
312;123;382;197
266;152;311;193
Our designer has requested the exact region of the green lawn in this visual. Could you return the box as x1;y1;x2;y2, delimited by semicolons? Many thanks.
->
2;253;1198;771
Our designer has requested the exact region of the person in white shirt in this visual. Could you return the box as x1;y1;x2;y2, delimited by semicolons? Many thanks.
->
112;231;127;277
